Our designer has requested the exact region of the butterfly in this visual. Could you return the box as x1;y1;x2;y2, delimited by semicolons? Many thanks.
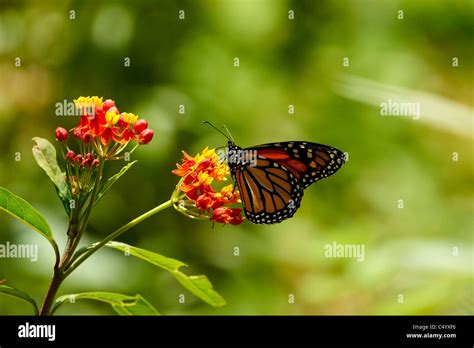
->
205;122;346;224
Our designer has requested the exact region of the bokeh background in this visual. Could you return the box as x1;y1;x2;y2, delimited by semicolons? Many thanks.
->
0;0;472;315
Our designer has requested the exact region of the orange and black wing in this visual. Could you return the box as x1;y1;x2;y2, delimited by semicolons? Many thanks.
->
249;141;346;189
231;141;345;224
233;158;303;224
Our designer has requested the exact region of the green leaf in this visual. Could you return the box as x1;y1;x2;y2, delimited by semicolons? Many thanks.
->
32;137;68;201
0;187;59;259
52;292;159;315
94;161;137;206
0;284;39;315
106;241;226;307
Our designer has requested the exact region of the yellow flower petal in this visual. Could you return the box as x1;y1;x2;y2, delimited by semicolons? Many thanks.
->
105;110;120;125
91;96;103;108
123;112;138;124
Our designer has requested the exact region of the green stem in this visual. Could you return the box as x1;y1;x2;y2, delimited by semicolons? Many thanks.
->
79;160;105;233
58;221;79;267
52;242;61;271
64;199;172;276
61;161;104;268
40;161;105;315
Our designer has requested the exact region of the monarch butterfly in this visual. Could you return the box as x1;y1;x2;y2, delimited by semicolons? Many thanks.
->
205;122;346;224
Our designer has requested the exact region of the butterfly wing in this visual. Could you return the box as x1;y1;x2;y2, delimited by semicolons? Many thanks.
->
233;159;303;224
229;141;345;224
249;141;346;189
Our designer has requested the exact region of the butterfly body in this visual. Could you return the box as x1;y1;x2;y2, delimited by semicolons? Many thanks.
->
226;141;345;224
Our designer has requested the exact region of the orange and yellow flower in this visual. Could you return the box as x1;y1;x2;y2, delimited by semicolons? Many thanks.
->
172;147;244;225
68;96;154;158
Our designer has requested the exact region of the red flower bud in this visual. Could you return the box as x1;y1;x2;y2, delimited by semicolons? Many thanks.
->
134;119;148;134
102;99;115;112
138;129;154;144
55;127;69;142
73;128;82;139
74;154;83;164
92;159;100;167
83;153;93;166
65;150;75;161
82;133;91;143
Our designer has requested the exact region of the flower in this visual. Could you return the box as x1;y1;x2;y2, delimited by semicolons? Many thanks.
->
74;96;103;115
105;109;120;125
138;129;154;144
99;108;122;145
66;96;154;158
49;96;154;218
74;154;83;164
134;119;148;134
172;147;244;225
55;127;69;142
122;112;138;124
211;207;244;225
65;150;75;161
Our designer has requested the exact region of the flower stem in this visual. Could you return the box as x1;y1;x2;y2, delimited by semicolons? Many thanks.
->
40;159;172;315
64;199;173;276
39;270;64;316
40;161;104;316
61;161;104;268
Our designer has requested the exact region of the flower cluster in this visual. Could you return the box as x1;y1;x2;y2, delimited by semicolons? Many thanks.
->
54;96;155;200
172;147;244;225
61;96;154;158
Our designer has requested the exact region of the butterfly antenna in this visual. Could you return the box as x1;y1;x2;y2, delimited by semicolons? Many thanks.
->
203;121;232;141
221;125;234;143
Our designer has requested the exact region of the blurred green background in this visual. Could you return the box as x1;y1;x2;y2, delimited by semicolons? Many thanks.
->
0;0;472;315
